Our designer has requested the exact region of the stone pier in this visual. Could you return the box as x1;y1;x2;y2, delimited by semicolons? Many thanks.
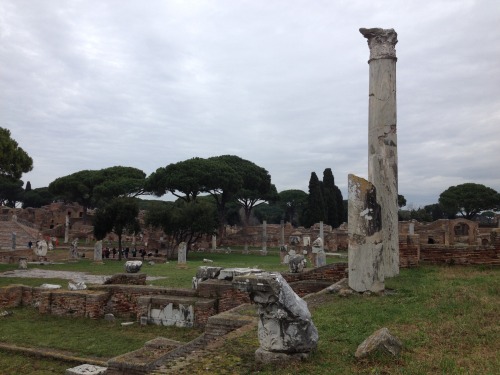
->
280;220;285;247
262;220;267;255
64;214;69;244
348;174;384;292
360;27;399;277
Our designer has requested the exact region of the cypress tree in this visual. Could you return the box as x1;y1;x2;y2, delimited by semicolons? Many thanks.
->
334;186;345;225
303;172;325;228
322;168;339;227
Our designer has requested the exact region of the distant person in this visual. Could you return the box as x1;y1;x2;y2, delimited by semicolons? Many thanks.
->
112;247;117;258
132;247;137;257
28;241;33;249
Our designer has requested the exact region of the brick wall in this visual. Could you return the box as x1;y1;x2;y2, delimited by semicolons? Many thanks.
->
420;245;500;265
196;279;250;312
0;285;22;307
288;280;332;297
399;234;420;267
282;262;348;284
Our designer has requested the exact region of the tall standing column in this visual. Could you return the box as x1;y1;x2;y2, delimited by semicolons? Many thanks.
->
319;221;324;252
64;214;70;244
262;220;267;255
280;220;285;247
360;28;399;277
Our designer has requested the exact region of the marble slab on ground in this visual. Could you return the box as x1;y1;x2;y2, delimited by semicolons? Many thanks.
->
65;364;107;375
0;269;166;284
217;268;262;280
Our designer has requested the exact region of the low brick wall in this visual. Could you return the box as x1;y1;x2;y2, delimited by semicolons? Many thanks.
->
0;283;219;327
282;262;348;284
420;245;500;265
0;285;23;307
288;280;332;297
196;279;251;312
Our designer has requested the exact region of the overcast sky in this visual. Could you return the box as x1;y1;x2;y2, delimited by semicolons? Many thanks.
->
1;0;499;208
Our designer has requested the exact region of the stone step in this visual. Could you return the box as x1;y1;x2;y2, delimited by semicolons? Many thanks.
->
0;220;37;250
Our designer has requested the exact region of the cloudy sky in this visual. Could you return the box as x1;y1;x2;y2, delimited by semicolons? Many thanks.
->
1;0;499;207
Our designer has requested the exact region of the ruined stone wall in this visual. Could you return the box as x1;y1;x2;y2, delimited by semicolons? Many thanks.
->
16;203;84;231
0;249;36;263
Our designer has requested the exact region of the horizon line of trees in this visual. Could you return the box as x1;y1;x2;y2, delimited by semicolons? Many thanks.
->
2;126;499;252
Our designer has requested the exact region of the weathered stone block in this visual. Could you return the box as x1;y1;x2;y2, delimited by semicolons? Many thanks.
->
348;174;385;293
355;327;402;358
125;260;142;273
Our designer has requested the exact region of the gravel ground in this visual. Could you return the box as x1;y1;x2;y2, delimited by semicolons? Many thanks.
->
0;268;165;284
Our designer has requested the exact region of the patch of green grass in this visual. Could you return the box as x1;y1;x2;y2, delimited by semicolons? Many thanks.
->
1;250;333;288
0;351;69;375
0;307;202;359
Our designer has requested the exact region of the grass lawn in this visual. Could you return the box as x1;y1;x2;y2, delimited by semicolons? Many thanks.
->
171;265;500;374
1;252;498;374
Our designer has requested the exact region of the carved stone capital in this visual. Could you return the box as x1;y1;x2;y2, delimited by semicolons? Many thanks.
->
360;28;398;62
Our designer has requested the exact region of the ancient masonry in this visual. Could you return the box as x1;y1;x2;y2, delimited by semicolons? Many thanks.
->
348;28;399;292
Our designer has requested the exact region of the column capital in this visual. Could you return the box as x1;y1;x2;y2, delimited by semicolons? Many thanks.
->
360;28;398;62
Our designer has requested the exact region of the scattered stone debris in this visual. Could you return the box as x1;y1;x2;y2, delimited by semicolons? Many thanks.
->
68;281;87;290
18;257;28;270
203;258;214;263
104;313;116;322
65;363;107;375
355;327;402;359
0;310;13;317
327;278;350;294
121;322;134;326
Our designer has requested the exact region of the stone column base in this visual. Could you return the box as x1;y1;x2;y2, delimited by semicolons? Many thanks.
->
255;348;311;364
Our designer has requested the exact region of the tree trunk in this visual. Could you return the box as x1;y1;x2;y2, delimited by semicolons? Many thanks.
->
118;234;122;261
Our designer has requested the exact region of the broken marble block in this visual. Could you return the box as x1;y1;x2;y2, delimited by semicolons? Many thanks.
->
233;272;318;363
65;364;107;375
192;266;224;289
125;260;142;273
288;254;306;273
40;284;61;289
217;267;262;281
196;266;223;280
68;281;87;290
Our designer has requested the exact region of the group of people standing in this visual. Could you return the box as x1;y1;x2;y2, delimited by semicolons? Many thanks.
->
102;246;148;260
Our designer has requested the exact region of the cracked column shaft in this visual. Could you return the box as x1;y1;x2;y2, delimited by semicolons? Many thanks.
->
360;27;399;277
